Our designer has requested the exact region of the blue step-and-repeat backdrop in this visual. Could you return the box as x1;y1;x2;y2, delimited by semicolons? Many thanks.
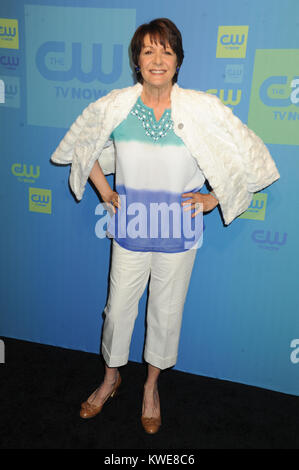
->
0;0;298;395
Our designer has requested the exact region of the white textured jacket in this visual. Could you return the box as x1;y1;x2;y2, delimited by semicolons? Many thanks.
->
51;82;280;225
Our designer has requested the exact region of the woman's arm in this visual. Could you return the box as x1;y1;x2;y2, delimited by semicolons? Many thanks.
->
89;160;120;213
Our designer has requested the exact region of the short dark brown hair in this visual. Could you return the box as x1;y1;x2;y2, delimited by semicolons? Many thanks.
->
130;18;184;84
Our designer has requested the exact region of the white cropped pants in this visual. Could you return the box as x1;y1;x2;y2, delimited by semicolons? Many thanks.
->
101;239;197;370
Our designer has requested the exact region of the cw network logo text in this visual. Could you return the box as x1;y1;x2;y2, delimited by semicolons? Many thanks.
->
206;88;242;108
251;230;287;250
216;26;249;58
260;76;299;116
248;49;299;145
0;18;19;49
0;55;19;71
0;76;20;108
239;193;267;221
35;41;123;101
12;163;40;183
29;188;52;214
36;42;123;83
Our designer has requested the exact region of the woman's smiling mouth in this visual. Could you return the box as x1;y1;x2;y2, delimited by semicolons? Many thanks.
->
150;70;167;74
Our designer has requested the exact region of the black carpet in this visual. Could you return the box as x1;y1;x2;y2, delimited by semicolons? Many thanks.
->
0;336;298;450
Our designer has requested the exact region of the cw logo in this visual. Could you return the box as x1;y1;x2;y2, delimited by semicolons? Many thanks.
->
36;41;123;84
225;64;244;84
259;76;299;107
251;230;287;250
0;55;19;70
239;193;267;221
29;188;52;214
216;26;249;58
248;49;299;145
12;163;40;181
290;339;299;364
0;25;16;37
0;19;19;49
0;76;20;108
206;88;242;107
220;35;245;46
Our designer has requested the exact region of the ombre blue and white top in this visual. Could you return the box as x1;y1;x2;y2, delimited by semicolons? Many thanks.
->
107;96;205;253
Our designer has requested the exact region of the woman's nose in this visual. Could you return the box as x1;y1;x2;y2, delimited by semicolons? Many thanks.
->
153;52;163;65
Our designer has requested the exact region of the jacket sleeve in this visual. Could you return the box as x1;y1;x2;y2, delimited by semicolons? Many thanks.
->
213;98;280;193
97;139;116;175
50;96;116;200
50;99;100;165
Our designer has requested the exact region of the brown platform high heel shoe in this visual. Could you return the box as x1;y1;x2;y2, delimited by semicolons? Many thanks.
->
80;373;121;419
141;415;162;434
141;386;162;434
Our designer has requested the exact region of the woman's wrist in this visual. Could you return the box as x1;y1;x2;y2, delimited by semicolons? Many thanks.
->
89;160;113;200
210;191;219;204
100;187;114;201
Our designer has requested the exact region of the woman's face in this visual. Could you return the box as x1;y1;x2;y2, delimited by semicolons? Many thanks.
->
138;33;178;89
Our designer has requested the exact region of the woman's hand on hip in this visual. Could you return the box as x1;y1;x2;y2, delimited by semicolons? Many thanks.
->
181;192;218;217
101;189;121;214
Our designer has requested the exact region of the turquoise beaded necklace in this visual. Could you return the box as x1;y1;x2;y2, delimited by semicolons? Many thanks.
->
130;97;173;142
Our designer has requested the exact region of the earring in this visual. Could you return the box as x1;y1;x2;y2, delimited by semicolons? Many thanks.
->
176;66;180;73
135;66;140;73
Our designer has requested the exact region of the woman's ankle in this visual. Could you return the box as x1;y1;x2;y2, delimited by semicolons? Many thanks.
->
104;366;119;384
144;380;158;391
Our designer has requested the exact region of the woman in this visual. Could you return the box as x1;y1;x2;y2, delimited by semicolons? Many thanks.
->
51;18;279;434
